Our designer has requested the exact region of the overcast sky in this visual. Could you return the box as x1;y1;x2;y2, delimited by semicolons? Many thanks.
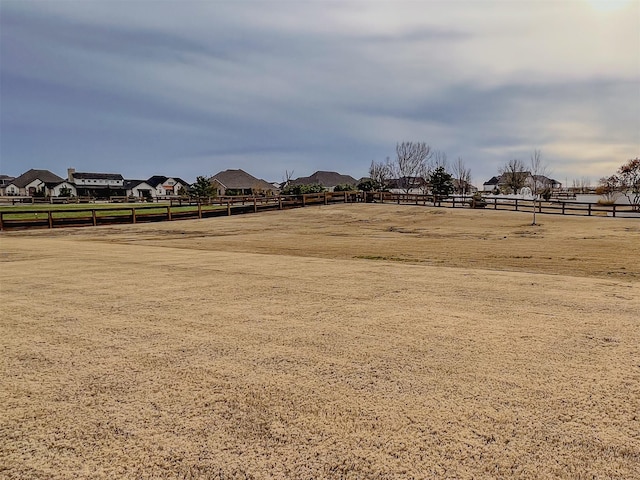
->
1;0;638;186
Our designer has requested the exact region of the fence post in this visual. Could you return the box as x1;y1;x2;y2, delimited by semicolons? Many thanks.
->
588;203;592;216
324;192;328;205
132;208;136;224
562;202;566;215
198;202;202;219
167;205;172;221
302;194;306;207
92;209;97;226
0;212;3;231
494;198;497;209
279;196;283;210
612;204;616;217
253;197;257;213
48;210;53;229
515;198;518;211
344;191;348;203
227;201;231;216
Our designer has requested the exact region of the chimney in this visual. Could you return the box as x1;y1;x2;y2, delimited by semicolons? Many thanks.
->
68;168;75;182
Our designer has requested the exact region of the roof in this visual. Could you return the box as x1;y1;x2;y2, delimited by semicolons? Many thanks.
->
147;175;191;187
0;175;15;186
124;179;152;189
210;169;275;191
483;176;500;185
73;172;124;181
10;169;64;188
290;171;357;187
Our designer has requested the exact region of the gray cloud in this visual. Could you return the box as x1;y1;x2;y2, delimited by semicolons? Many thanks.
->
1;0;638;184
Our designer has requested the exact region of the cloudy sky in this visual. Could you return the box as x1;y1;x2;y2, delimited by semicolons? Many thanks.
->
1;0;638;186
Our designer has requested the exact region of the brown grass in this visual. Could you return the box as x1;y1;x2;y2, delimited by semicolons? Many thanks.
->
1;204;639;479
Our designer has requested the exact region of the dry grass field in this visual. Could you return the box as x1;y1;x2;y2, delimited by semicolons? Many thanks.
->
1;204;639;479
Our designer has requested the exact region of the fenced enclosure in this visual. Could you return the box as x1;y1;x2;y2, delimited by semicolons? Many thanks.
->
0;191;637;231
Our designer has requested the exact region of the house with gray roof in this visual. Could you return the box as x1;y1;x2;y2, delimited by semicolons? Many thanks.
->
0;175;16;196
5;169;64;196
210;169;277;196
67;168;125;198
289;171;357;191
125;180;156;200
147;175;191;196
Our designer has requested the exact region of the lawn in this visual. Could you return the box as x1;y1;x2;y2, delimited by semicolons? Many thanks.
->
1;204;639;479
0;203;225;221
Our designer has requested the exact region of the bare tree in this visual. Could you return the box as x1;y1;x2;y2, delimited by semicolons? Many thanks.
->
432;150;448;170
499;158;528;194
528;149;551;197
393;142;432;194
282;170;294;191
452;157;472;195
368;158;393;190
571;177;591;193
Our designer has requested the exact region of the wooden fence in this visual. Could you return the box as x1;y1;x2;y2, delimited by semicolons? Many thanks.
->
0;191;637;231
375;192;638;217
0;191;359;231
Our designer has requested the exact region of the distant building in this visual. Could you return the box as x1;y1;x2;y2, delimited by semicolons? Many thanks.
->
483;173;562;193
68;168;126;198
147;176;191;196
0;175;16;196
210;169;277;196
5;169;64;196
289;171;357;191
124;180;156;199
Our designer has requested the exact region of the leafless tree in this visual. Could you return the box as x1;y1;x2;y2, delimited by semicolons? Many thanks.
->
368;158;393;190
393;142;432;194
571;177;591;193
281;170;294;191
528;149;551;196
432;150;448;170
452;157;472;195
499;158;528;194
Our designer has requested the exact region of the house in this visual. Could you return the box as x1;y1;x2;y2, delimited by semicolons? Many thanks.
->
483;173;562;193
5;169;64;196
48;181;77;197
387;176;428;193
209;169;277;196
68;168;126;198
482;176;501;192
530;175;562;191
0;175;16;196
289;171;357;191
124;180;156;199
147;176;191;196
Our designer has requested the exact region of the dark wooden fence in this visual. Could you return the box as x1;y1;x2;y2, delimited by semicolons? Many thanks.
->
0;192;637;231
0;191;360;231
374;192;638;217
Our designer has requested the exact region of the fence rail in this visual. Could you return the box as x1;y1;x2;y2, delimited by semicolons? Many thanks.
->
0;192;637;231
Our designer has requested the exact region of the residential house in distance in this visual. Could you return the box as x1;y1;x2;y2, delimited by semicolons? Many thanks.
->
387;176;428;193
289;171;357;191
482;176;501;192
210;169;277;196
5;169;64;196
0;175;16;196
147;176;191;197
124;180;156;200
483;173;561;193
68;168;126;198
48;180;77;197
